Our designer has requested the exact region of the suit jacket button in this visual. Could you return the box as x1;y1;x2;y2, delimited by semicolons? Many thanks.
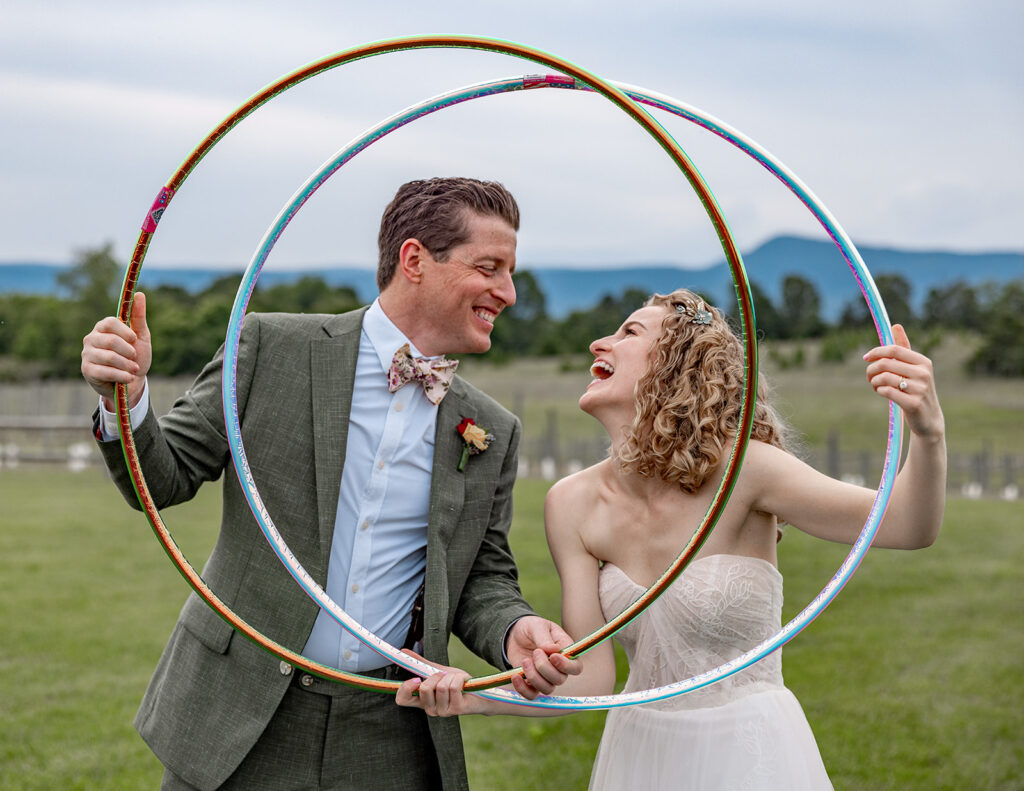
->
279;661;293;676
300;674;315;687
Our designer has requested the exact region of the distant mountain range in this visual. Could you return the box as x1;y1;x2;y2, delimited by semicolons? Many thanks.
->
2;235;1020;320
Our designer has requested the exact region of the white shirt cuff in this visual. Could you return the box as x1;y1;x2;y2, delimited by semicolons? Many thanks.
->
98;379;150;440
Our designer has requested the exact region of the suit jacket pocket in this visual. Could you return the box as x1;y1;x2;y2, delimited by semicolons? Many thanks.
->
179;593;235;655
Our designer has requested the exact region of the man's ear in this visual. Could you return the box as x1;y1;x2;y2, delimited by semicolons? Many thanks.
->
397;238;429;284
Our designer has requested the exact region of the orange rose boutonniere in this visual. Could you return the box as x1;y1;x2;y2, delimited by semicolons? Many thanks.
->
456;417;494;472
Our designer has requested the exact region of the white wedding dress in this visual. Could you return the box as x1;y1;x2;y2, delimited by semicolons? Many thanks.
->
589;554;833;790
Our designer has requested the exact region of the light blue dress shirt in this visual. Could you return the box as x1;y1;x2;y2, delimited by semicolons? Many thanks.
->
301;299;439;671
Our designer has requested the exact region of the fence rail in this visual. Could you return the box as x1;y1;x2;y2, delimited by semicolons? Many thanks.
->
0;416;96;469
2;416;1020;501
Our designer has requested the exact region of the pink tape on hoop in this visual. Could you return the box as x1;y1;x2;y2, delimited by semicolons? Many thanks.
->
142;187;175;233
523;74;577;89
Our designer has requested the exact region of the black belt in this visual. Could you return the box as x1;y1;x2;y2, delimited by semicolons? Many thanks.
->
289;663;415;696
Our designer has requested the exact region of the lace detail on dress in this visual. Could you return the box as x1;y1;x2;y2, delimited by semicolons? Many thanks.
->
599;554;785;711
728;714;780;790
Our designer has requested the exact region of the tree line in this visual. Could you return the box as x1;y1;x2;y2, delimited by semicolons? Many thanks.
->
1;244;1021;381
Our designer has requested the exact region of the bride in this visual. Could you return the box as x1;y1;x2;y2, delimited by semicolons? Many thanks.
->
398;289;946;789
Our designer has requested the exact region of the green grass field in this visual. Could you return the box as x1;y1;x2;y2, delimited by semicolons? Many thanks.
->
1;468;1021;790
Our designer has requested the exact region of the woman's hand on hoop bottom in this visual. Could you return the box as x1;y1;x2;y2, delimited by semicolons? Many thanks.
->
395;651;487;717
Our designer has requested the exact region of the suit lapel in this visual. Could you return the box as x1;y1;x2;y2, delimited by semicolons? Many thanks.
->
310;309;366;574
423;379;470;645
429;381;472;550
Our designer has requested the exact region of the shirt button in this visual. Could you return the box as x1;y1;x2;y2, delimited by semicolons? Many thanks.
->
351;583;360;593
279;661;293;676
395;402;404;412
343;650;352;661
300;674;315;687
361;520;370;531
377;460;385;470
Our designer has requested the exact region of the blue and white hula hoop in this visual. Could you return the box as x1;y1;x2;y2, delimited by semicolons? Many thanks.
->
224;74;901;709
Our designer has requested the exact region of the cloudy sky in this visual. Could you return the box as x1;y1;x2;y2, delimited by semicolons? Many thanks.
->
2;1;1020;274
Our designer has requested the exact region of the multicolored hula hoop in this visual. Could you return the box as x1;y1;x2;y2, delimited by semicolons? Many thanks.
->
115;36;759;701
115;37;901;710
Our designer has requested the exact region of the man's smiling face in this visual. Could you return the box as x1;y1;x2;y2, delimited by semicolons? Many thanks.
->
415;210;518;356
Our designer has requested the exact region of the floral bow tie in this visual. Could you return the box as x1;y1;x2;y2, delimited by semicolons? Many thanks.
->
387;343;459;405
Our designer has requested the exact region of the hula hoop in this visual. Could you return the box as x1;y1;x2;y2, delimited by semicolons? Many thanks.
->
114;37;759;700
222;73;902;710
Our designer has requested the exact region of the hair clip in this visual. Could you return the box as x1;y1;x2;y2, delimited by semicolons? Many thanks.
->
676;302;713;325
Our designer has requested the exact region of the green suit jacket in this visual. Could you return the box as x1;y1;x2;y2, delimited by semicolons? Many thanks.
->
97;308;536;790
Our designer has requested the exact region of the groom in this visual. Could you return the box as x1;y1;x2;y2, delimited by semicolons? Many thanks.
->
82;177;578;790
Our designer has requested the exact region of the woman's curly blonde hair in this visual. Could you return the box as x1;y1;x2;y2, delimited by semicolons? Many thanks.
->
617;289;791;493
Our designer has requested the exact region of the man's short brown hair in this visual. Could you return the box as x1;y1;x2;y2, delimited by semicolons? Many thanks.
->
377;177;520;291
